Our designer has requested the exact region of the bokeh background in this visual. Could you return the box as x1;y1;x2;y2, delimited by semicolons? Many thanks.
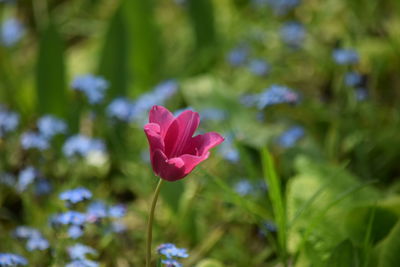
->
1;0;400;266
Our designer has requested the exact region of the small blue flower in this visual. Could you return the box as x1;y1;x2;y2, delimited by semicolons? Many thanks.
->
161;259;182;267
86;201;108;221
257;85;299;109
26;236;49;251
68;244;97;260
0;253;28;266
157;243;189;259
278;126;305;148
51;211;87;226
248;59;270;76
65;260;99;267
71;75;109;104
60;188;92;204
108;204;126;218
13;226;41;239
280;21;306;48
153;80;178;101
0;18;25;47
218;134;239;163
17;167;37;192
34;179;52;195
0;108;19;137
234;180;254;196
63;135;106;158
37;115;67;138
68;225;84;239
20;131;49;150
106;98;134;122
227;46;248;66
332;49;359;65
345;71;362;87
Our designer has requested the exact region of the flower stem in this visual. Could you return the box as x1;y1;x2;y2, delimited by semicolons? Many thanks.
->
146;178;163;267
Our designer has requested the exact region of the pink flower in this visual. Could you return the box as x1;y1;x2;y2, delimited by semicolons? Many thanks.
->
144;106;224;181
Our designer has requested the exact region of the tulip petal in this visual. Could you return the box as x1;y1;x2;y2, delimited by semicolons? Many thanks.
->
164;110;200;158
144;123;164;154
149;105;175;137
152;149;187;181
183;132;224;156
179;152;210;175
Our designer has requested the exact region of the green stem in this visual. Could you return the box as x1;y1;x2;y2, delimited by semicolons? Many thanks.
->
146;178;163;267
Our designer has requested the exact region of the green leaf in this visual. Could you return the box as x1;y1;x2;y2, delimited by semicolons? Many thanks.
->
196;259;224;267
187;0;216;49
122;0;162;92
287;156;380;260
326;240;359;267
98;6;129;98
261;148;287;261
378;221;400;267
343;206;398;246
186;0;218;73
36;21;67;116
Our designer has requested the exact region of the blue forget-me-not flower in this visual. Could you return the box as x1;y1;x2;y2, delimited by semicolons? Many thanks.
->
37;115;67;139
60;187;93;204
71;75;109;104
278;126;305;148
0;18;25;47
20;131;49;151
0;108;19;137
0;253;28;266
280;21;306;48
63;135;106;158
333;49;359;65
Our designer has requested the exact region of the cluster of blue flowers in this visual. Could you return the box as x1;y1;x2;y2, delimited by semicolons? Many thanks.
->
277;126;305;148
14;226;49;251
0;17;24;47
333;49;368;100
0;107;19;137
63;135;105;158
20;115;67;151
0;166;51;196
66;244;98;267
52;187;126;240
37;115;67;138
106;80;178;124
71;75;109;104
157;243;189;267
0;253;27;266
227;45;270;76
241;85;299;110
60;187;93;204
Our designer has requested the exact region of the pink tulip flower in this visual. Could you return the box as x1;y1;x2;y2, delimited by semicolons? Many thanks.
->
144;105;224;181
